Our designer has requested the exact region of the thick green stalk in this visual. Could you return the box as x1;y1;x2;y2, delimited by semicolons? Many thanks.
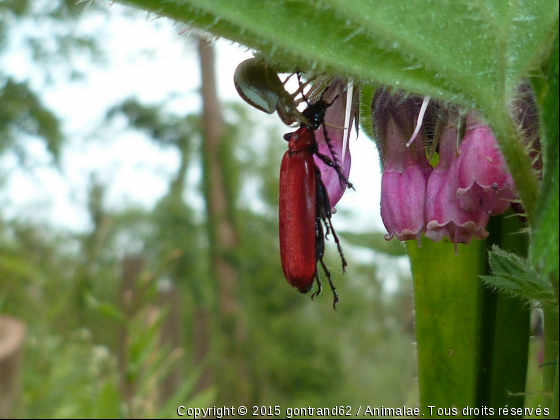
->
476;290;529;418
542;303;559;411
477;214;530;418
551;359;559;419
535;30;559;414
409;214;531;418
408;239;485;418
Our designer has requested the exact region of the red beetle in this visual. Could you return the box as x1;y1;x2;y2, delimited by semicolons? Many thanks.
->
279;96;349;308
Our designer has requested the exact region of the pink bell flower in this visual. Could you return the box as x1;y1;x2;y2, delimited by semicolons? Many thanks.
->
373;88;432;244
455;115;517;215
425;122;490;252
381;164;429;243
313;79;354;208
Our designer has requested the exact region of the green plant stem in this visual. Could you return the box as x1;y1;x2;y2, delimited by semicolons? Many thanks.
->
409;213;532;418
477;214;530;418
476;288;530;418
542;303;559;411
407;239;485;418
551;357;559;419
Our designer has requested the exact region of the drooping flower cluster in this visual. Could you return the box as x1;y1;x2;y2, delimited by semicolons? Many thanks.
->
373;87;523;251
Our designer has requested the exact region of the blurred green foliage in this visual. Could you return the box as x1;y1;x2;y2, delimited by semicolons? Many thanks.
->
0;0;103;161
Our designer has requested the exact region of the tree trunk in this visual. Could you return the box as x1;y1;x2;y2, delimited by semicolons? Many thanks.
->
118;256;146;406
197;38;250;404
0;316;26;419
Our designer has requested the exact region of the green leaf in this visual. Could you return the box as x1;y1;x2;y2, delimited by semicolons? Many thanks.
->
119;1;557;104
93;380;122;419
179;387;216;414
0;78;63;160
128;310;167;376
137;345;182;397
531;30;559;285
0;253;39;280
155;365;216;419
84;293;125;324
358;83;377;141
482;245;555;303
